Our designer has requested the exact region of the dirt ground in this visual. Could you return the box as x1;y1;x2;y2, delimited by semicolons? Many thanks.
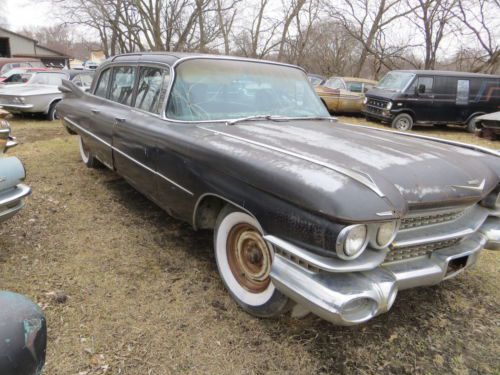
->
0;115;499;375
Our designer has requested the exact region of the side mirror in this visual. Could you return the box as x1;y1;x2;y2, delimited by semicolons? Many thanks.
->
0;291;47;375
417;84;426;94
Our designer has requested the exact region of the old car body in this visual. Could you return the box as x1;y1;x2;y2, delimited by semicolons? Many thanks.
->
475;111;500;140
0;67;49;84
0;110;31;222
307;73;326;86
68;70;95;92
363;70;500;131
316;76;377;114
0;58;45;76
57;53;500;325
0;71;69;120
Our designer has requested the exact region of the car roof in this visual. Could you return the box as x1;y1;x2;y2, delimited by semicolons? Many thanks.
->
103;52;303;71
67;69;95;79
391;70;500;79
0;57;42;66
327;76;378;84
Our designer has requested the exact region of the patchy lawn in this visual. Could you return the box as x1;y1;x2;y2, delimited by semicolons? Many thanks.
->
0;116;498;375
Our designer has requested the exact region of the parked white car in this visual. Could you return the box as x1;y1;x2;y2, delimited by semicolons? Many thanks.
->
0;110;31;222
0;71;69;120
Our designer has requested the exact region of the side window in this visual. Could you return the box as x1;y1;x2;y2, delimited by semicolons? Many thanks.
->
456;79;469;105
94;69;111;98
346;82;363;93
135;67;170;114
417;76;433;93
110;66;136;106
325;78;344;90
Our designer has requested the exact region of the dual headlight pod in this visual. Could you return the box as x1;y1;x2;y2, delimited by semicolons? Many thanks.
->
336;221;400;260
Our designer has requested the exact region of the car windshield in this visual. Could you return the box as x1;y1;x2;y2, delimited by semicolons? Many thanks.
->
166;59;329;121
3;73;33;84
324;78;344;90
30;73;67;85
376;72;415;92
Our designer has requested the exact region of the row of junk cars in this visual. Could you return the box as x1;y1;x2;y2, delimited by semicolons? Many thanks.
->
309;70;500;139
0;56;498;139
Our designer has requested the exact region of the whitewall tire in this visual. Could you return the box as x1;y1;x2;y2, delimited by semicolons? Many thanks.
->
214;206;290;318
78;136;100;168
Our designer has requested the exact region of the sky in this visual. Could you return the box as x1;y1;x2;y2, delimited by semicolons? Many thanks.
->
3;0;52;30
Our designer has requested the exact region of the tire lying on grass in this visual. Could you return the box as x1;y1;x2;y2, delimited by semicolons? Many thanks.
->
214;205;291;317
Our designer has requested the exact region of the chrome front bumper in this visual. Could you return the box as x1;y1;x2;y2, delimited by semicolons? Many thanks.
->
268;215;498;325
0;184;31;222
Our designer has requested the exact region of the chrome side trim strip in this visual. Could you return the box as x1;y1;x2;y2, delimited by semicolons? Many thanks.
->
64;117;194;196
346;123;500;157
199;126;385;197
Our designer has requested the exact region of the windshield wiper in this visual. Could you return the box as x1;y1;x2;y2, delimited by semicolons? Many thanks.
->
227;115;335;125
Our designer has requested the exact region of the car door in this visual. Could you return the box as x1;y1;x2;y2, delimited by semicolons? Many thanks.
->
432;76;458;123
112;65;168;201
406;75;435;122
80;67;114;168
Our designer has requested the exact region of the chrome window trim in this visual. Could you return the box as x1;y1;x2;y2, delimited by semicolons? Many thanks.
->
162;56;314;124
63;116;193;196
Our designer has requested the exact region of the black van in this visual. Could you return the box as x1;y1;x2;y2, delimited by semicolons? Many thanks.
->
363;70;500;132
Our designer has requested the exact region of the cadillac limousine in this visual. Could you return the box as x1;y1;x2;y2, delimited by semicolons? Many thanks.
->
57;53;500;325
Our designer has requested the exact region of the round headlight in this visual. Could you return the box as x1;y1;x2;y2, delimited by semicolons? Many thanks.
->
336;224;368;260
373;221;399;248
386;101;393;110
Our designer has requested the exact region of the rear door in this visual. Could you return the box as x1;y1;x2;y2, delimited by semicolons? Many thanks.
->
81;67;115;168
112;65;170;200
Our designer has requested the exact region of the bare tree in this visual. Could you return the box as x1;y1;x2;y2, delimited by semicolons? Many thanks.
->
409;0;457;70
454;0;499;73
324;0;415;77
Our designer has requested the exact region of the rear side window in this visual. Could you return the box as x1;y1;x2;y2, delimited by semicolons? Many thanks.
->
110;66;136;106
94;69;111;98
135;67;170;114
456;79;469;105
346;81;363;93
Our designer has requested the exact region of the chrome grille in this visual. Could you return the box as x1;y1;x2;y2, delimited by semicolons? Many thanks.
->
385;238;461;263
365;98;389;115
400;209;465;230
384;205;486;264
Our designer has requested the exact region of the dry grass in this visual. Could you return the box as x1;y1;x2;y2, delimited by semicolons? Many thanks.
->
0;115;498;375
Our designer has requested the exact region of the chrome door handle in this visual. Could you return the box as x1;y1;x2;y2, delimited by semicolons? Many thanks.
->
91;109;100;114
115;117;126;123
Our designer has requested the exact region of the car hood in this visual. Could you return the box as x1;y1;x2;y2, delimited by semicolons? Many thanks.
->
198;120;499;221
365;87;401;100
0;84;60;96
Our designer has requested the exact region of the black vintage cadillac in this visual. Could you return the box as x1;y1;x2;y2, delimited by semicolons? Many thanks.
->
57;53;500;325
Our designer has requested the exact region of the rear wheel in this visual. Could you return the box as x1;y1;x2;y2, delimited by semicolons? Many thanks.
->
467;116;479;133
79;136;101;168
214;206;290;318
391;113;413;131
46;101;60;121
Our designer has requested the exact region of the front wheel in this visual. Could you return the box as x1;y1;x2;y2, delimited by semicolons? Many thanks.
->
79;136;101;168
391;113;413;131
214;206;290;318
